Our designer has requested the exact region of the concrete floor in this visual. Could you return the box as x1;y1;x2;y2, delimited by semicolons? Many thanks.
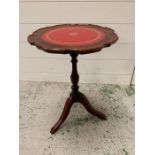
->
20;81;135;155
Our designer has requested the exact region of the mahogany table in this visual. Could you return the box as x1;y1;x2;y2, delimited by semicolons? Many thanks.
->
28;24;118;134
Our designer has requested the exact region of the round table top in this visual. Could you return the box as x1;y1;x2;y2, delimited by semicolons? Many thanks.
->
28;24;118;54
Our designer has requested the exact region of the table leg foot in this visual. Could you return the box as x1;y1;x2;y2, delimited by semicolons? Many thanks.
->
50;96;74;134
78;92;107;120
50;92;107;134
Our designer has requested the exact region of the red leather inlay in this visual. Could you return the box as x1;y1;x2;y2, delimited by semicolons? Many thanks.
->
41;26;105;46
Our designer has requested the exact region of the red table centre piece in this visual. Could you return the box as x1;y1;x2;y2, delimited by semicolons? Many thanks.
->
28;24;118;134
41;26;106;46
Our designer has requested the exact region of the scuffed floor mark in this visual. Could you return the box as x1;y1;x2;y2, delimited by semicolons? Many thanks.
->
99;84;121;102
122;148;129;155
125;85;135;97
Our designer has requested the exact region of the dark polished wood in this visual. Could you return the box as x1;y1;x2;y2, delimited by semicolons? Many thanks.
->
50;54;107;134
70;53;79;95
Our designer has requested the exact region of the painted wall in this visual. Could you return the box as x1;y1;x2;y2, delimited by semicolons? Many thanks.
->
19;0;135;84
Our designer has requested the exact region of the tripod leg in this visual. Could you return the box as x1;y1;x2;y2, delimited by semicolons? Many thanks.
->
50;96;74;134
78;92;107;120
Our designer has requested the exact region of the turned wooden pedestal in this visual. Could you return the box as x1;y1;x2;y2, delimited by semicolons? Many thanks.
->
28;24;118;134
50;53;107;134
